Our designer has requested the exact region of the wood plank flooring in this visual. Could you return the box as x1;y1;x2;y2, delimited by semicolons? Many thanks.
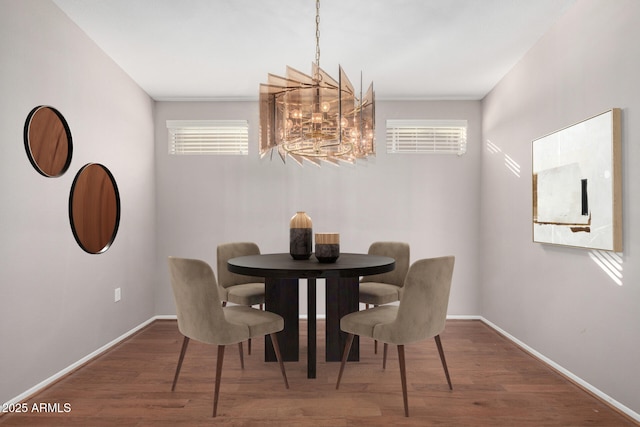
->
1;319;637;426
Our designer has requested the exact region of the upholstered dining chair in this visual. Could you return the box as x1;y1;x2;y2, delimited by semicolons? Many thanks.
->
359;241;410;353
360;241;410;306
217;242;265;354
336;256;455;417
167;256;289;417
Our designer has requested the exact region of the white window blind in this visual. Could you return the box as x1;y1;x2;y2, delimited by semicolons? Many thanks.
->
167;120;249;155
386;119;467;155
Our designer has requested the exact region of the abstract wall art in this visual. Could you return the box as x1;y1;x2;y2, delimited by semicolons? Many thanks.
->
532;109;622;251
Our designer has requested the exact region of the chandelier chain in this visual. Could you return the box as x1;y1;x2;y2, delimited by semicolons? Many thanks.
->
315;0;320;68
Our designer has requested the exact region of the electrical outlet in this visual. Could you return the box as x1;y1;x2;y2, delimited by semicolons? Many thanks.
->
114;287;121;302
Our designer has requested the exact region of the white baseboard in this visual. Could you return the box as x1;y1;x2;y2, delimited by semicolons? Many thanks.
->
154;314;177;320
478;316;640;423
4;314;638;423
447;314;482;320
2;317;156;408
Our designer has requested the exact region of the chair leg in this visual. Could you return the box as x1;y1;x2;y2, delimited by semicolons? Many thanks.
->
238;342;244;369
221;301;227;307
383;343;388;369
397;345;409;417
243;304;253;355
270;333;289;389
171;336;190;391
373;305;379;354
434;335;453;390
335;333;355;389
213;345;225;417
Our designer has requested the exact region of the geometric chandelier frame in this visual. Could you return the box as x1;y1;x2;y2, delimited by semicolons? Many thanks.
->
259;0;375;166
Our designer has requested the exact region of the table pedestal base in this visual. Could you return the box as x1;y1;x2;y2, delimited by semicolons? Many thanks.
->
326;277;359;363
265;278;299;362
264;276;359;379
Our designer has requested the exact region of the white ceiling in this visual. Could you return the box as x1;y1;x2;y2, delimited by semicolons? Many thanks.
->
52;0;575;101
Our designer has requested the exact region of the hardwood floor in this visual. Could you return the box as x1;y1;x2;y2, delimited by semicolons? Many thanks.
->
1;319;636;426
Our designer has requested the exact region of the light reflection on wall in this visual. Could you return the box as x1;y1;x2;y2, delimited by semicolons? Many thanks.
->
589;250;623;286
486;140;520;177
486;140;502;154
504;154;521;177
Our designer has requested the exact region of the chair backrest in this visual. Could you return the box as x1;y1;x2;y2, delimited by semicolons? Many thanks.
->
167;257;249;345
360;241;410;287
374;256;455;345
216;242;264;291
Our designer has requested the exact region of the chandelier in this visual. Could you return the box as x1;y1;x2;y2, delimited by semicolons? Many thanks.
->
259;0;375;166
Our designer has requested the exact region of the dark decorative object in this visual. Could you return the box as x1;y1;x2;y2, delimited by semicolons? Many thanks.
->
290;211;312;260
69;163;120;254
315;233;340;263
23;105;73;177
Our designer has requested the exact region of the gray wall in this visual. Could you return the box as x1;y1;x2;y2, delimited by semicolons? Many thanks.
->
154;100;482;316
481;0;640;414
0;0;156;404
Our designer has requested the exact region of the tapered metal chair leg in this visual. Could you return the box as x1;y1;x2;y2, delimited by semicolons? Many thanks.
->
336;333;355;389
171;336;190;391
398;345;409;417
434;335;453;390
213;345;225;417
238;342;244;369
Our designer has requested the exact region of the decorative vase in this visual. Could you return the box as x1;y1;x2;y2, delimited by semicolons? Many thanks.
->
315;233;340;263
290;211;312;260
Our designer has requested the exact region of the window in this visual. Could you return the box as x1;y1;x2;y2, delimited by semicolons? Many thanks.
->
386;119;467;155
167;120;249;155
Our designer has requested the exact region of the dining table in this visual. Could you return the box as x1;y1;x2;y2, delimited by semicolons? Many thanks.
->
227;252;396;378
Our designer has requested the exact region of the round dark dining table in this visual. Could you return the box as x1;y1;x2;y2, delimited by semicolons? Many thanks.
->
228;253;395;379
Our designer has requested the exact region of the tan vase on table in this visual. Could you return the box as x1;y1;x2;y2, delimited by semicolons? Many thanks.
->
290;211;312;260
